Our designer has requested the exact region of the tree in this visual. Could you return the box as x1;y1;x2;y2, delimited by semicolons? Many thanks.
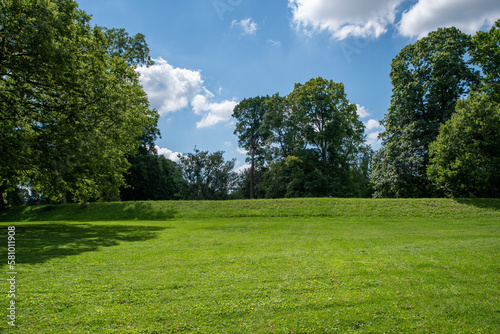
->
0;0;158;208
288;77;362;167
262;151;330;198
230;166;268;200
428;93;500;198
103;28;154;67
232;96;270;199
263;93;302;159
287;77;367;197
348;145;375;198
372;27;480;198
120;146;184;201
178;149;237;200
232;77;371;199
5;186;29;207
471;19;500;103
0;0;85;208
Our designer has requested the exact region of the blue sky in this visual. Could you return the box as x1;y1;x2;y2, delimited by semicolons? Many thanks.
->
77;0;500;171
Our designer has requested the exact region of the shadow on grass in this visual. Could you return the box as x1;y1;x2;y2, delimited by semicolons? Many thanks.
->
0;201;177;222
0;223;168;266
454;198;500;211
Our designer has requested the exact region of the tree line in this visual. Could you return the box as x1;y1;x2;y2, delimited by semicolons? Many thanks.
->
232;79;373;199
372;23;499;198
141;22;500;201
1;0;499;208
232;22;499;200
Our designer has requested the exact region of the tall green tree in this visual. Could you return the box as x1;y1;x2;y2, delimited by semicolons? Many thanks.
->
232;96;270;199
287;77;367;196
120;146;183;201
178;149;237;200
262;151;330;198
232;78;371;199
428;93;500;198
288;77;362;168
0;0;158;208
371;27;480;198
1;0;88;207
348;145;375;198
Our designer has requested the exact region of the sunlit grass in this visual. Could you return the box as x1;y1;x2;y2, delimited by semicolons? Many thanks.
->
1;199;499;333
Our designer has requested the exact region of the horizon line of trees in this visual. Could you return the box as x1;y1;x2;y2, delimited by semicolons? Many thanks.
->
1;0;499;209
236;21;500;200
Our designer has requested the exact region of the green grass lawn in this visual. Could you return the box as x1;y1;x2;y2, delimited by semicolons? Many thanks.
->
1;198;499;333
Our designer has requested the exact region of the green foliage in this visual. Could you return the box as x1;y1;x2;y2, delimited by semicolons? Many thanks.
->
103;28;154;67
471;19;500;103
284;78;370;197
263;93;300;158
288;77;363;167
120;146;184;201
5;186;29;206
178;148;237;200
233;96;271;199
0;0;159;207
234;78;371;199
263;152;328;198
372;27;481;198
348;145;375;197
428;93;500;197
233;96;269;151
0;0;86;207
231;167;268;200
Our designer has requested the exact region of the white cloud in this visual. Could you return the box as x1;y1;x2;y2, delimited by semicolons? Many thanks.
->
356;104;370;119
156;146;182;162
289;0;499;41
366;131;382;147
137;58;203;115
232;18;258;35
237;148;248;155
191;93;238;128
399;0;500;38
365;119;383;131
225;120;236;128
267;39;282;47
235;164;251;174
289;0;403;40
138;58;237;127
354;106;383;146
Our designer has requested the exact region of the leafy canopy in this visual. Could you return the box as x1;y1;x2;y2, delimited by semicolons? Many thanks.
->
371;27;480;198
428;93;500;198
471;19;500;103
0;0;159;207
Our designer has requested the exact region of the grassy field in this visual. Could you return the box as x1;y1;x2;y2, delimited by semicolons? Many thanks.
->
0;198;499;333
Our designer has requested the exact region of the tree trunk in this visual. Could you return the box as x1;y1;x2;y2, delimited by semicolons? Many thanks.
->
0;184;6;211
250;146;255;199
